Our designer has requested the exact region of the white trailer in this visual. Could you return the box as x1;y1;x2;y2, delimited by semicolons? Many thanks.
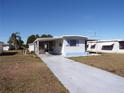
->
87;40;124;53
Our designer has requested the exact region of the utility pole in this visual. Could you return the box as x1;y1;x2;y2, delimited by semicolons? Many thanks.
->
94;31;96;38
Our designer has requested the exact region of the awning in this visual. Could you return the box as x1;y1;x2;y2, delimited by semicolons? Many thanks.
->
101;43;114;46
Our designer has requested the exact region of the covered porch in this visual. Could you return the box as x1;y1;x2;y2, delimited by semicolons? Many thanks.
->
34;38;63;55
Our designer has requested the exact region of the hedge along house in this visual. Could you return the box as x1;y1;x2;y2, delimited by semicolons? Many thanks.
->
87;40;124;53
34;35;88;57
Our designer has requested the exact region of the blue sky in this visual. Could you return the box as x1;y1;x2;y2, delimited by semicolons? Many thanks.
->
0;0;124;43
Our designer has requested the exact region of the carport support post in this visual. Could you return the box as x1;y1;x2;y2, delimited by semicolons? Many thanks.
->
37;41;39;54
48;41;49;53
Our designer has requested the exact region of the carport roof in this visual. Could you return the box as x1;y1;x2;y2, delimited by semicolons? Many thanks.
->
34;35;88;42
61;35;88;39
34;37;62;42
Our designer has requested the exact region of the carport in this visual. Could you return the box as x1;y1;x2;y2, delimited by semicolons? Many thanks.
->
34;37;63;55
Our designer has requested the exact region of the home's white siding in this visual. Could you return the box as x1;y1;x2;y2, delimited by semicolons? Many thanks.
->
62;37;87;57
28;43;34;52
87;41;124;53
87;42;97;52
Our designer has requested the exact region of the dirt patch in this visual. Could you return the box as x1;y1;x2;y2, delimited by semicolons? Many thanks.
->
70;54;124;77
0;51;68;93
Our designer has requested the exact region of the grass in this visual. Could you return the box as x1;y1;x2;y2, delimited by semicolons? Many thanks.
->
0;51;68;93
70;54;124;77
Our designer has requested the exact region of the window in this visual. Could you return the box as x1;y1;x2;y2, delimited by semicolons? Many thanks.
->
67;40;79;46
119;41;124;49
91;44;96;49
102;45;114;50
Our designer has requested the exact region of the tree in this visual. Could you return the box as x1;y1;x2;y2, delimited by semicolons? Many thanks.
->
47;34;53;38
8;32;24;50
36;34;40;38
41;34;53;38
26;35;37;45
26;34;53;46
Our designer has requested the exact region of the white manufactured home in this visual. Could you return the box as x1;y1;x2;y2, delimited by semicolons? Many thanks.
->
0;41;4;54
87;40;124;53
33;35;88;57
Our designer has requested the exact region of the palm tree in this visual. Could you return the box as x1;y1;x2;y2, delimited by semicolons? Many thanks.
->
8;32;24;50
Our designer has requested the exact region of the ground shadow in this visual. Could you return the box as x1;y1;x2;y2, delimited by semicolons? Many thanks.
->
0;51;18;56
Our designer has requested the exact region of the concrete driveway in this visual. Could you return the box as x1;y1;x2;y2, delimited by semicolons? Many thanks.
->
38;54;124;93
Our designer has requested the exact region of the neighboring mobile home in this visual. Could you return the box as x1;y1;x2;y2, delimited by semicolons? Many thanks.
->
3;44;9;51
87;40;124;53
0;41;4;54
34;35;88;57
28;43;34;52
